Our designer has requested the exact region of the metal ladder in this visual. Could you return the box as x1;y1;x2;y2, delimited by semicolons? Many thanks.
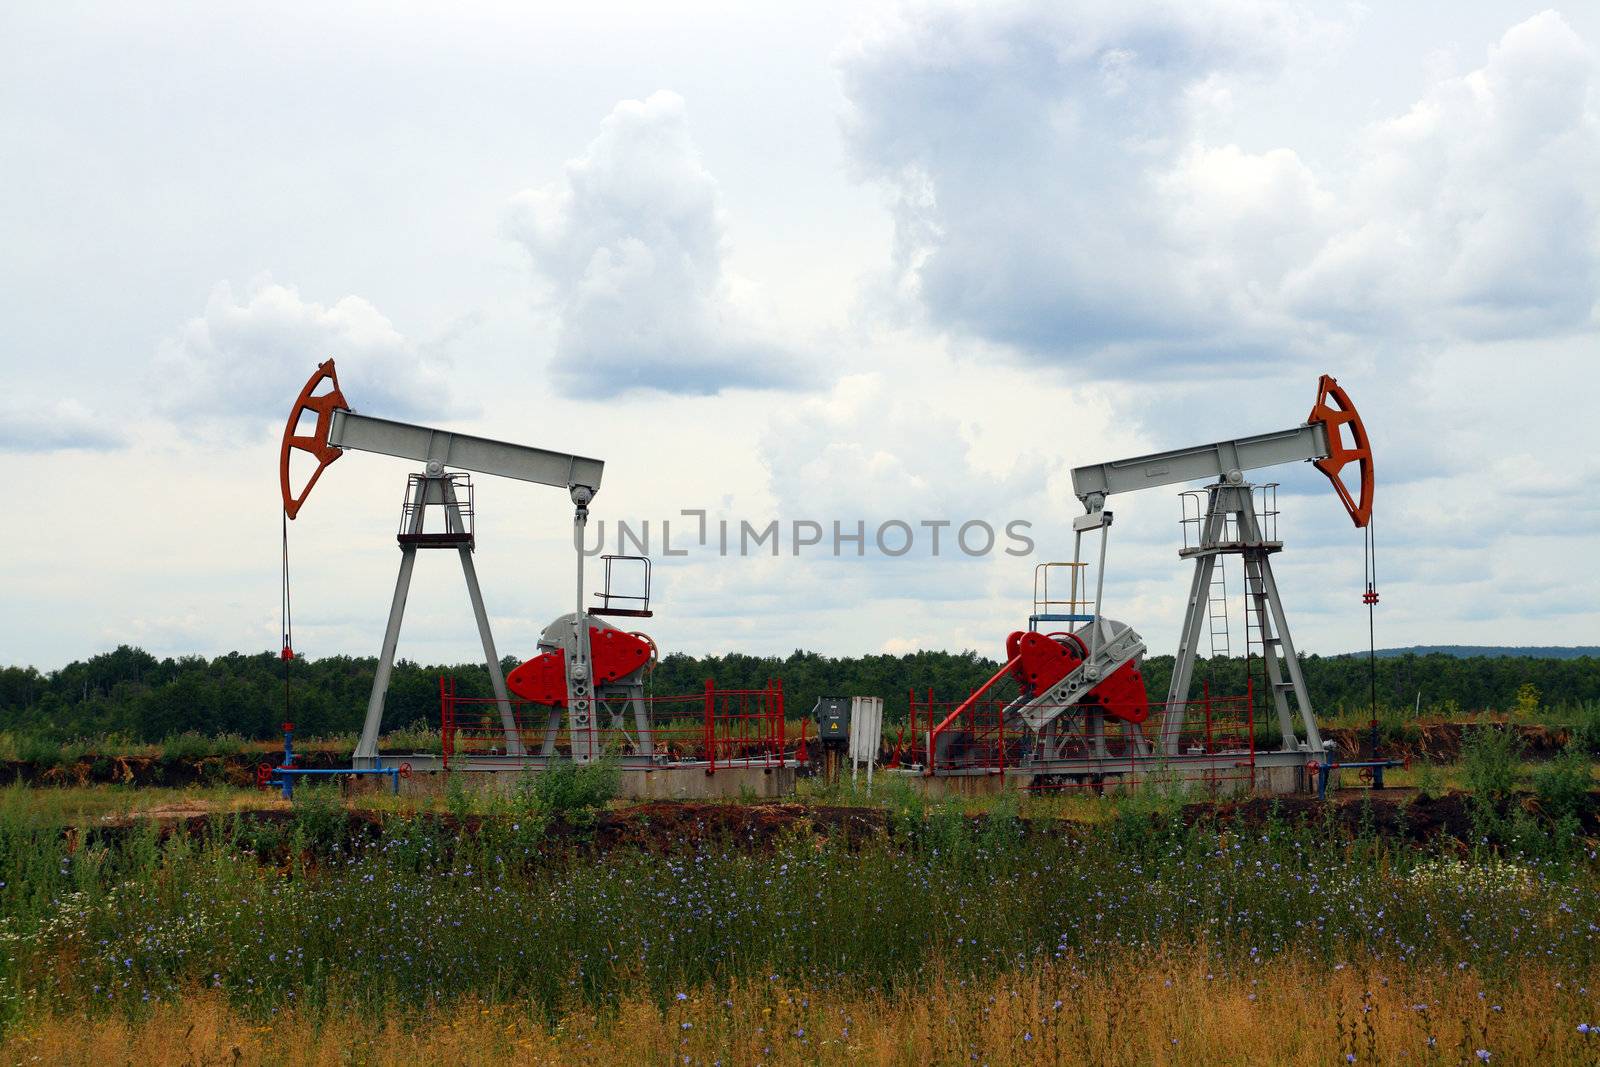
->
1205;558;1231;659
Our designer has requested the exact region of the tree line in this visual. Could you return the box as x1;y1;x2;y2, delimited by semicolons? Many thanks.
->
1;644;1597;743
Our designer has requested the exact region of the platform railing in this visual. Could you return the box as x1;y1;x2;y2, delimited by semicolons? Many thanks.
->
439;678;786;771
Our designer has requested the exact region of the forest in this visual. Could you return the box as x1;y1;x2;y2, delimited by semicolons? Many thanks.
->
2;643;1598;742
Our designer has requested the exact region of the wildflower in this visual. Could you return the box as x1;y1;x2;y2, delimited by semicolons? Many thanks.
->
1476;1051;1490;1062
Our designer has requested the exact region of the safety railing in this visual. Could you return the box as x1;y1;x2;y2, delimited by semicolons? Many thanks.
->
397;472;474;548
907;681;1255;792
1031;561;1094;629
440;677;786;771
1180;483;1280;550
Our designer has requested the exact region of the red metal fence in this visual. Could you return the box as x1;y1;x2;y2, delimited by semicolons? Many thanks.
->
439;677;786;770
895;681;1255;792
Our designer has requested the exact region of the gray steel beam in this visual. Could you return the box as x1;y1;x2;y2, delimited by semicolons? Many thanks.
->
440;478;523;757
329;410;604;492
1071;423;1327;507
1251;543;1323;753
353;500;425;766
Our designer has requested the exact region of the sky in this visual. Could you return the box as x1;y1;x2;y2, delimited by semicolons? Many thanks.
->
2;1;1597;673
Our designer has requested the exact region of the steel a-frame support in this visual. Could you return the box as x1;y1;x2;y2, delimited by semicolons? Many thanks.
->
1163;482;1323;757
353;475;521;766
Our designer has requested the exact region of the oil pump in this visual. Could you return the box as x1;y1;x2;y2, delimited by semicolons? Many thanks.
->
279;360;654;767
1067;374;1372;758
926;374;1373;787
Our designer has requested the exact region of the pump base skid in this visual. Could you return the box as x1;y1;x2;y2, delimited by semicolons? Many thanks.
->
904;748;1312;798
353;757;797;801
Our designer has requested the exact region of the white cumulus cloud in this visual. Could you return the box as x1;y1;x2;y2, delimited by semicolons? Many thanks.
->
1284;11;1600;340
840;4;1600;369
839;0;1328;367
506;90;802;397
0;396;126;452
153;278;460;431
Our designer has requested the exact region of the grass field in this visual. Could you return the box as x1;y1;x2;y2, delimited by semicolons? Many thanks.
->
3;764;1600;1065
8;954;1600;1065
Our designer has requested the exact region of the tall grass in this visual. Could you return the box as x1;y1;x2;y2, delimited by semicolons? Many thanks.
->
8;953;1600;1065
3;797;1599;1038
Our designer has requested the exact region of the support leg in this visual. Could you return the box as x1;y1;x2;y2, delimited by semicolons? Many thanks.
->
629;687;653;759
354;545;418;766
1164;551;1218;754
1087;708;1109;758
1243;555;1300;751
1254;554;1324;753
1163;489;1230;755
441;480;523;756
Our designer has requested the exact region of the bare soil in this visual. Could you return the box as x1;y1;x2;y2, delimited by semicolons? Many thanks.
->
74;788;1600;864
0;749;350;788
1321;722;1572;763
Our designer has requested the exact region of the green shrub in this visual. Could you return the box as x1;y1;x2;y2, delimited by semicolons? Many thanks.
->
383;720;444;754
444;770;474;821
1462;721;1524;804
1533;746;1592;822
875;774;927;835
532;759;620;823
1428;697;1462;720
1571;701;1600;756
290;781;347;858
16;735;66;767
160;731;245;760
1414;761;1445;800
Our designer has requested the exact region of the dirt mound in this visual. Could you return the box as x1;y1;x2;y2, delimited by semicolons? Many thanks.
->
1187;791;1476;844
65;789;1600;862
1322;722;1572;763
81;802;893;861
589;802;889;850
0;750;351;789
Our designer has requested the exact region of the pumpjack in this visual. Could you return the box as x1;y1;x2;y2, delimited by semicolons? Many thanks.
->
929;375;1372;787
279;360;656;767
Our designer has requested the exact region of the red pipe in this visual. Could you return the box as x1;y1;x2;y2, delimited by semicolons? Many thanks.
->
703;678;715;775
775;679;785;766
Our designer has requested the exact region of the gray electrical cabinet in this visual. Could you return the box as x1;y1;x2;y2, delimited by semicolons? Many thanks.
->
813;697;850;744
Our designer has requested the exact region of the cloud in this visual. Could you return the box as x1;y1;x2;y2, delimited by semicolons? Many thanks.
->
838;0;1327;368
759;370;1063;528
840;5;1600;369
0;397;126;452
153;278;460;431
506;90;802;398
1284;11;1600;339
